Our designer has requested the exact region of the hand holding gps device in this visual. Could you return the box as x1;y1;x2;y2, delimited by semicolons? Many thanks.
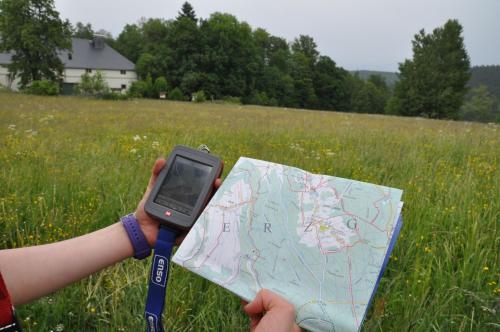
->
145;145;223;231
143;145;222;332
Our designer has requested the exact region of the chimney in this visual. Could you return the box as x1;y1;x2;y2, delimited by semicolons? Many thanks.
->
91;35;105;49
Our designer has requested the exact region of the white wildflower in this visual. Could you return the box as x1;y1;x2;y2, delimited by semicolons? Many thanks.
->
39;114;55;123
55;323;64;332
133;135;141;141
25;129;38;137
8;124;16;130
152;141;160;149
130;148;137;154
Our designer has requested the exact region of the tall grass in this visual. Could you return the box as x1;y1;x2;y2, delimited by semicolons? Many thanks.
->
0;91;498;331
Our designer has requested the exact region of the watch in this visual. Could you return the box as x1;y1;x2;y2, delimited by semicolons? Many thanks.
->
120;213;151;259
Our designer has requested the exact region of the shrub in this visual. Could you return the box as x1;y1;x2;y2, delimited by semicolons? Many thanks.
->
128;80;149;98
101;91;129;100
26;80;59;96
75;71;109;97
168;87;185;101
222;96;241;104
248;91;278;106
154;76;168;97
192;90;206;103
127;76;158;99
0;83;10;92
144;74;155;98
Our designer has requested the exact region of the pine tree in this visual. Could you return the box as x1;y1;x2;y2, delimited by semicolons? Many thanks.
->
169;2;201;91
388;19;470;119
177;2;197;22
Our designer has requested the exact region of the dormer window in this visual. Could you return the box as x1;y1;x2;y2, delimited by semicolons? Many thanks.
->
120;70;126;75
68;53;73;60
85;69;92;73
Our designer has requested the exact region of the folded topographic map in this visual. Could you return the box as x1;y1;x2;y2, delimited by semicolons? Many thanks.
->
173;157;403;332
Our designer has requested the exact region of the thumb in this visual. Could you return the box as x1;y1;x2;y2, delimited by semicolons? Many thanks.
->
147;158;166;191
244;291;265;315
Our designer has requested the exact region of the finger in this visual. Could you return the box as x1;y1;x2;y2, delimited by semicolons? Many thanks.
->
147;158;166;190
245;289;291;315
292;324;303;332
214;178;222;189
244;290;265;315
153;158;166;175
241;300;248;307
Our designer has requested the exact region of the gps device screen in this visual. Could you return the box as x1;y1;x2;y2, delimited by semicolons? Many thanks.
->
145;145;222;231
154;156;213;215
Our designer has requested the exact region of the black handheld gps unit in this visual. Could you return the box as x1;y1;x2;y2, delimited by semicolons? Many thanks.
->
145;145;223;231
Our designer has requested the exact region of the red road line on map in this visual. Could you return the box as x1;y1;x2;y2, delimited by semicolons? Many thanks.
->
342;210;386;233
213;199;256;210
321;239;364;254
311;175;327;191
370;193;388;225
300;191;305;226
347;253;359;327
196;212;226;268
181;213;209;267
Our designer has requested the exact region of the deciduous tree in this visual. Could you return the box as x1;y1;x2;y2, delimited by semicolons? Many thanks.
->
0;0;72;87
73;22;94;39
388;19;470;119
114;24;144;63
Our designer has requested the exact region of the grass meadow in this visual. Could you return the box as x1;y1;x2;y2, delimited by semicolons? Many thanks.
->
0;91;498;331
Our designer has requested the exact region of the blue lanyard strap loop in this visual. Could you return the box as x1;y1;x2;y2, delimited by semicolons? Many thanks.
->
144;225;179;332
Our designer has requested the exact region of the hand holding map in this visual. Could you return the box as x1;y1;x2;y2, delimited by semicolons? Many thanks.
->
244;289;302;332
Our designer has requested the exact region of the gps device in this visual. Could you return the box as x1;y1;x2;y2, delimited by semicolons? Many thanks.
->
143;145;223;332
145;145;223;231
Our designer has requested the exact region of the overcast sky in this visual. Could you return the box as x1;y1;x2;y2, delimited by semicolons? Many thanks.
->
54;0;499;72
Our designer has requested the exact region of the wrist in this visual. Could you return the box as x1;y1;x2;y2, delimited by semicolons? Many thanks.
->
120;213;152;259
134;207;160;247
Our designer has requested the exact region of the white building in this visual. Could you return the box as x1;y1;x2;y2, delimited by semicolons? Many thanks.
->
0;36;137;93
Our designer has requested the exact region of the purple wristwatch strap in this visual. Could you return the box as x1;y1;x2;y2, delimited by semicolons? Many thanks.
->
121;213;151;259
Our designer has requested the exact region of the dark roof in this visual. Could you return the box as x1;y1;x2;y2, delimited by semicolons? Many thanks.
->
0;52;11;65
0;37;135;71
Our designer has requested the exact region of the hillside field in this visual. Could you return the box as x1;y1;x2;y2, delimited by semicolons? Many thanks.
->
0;91;498;331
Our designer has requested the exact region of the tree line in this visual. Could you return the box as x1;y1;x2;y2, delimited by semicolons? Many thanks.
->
463;65;500;122
2;0;496;122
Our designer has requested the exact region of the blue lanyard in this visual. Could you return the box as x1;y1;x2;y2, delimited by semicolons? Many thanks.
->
144;225;179;332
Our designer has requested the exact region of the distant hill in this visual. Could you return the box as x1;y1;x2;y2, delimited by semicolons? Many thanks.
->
352;67;500;99
468;65;500;99
350;70;399;86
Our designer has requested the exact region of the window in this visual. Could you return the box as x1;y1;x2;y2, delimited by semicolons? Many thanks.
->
68;53;73;60
120;70;126;75
85;69;92;73
121;84;127;90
